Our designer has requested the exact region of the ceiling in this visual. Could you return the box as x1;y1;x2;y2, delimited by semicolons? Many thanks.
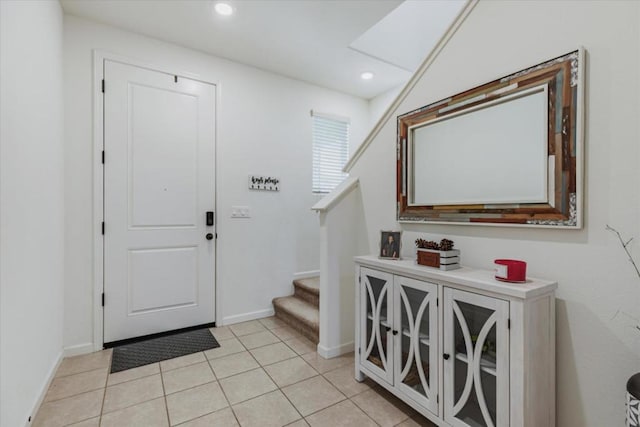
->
60;0;464;99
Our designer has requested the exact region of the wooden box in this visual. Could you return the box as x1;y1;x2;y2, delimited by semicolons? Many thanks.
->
416;248;460;271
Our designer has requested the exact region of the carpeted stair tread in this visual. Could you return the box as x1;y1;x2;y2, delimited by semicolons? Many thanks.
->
293;277;320;295
273;296;319;329
273;295;319;343
293;276;319;308
273;277;321;343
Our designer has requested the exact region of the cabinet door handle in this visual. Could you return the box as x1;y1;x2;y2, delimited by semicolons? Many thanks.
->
392;330;399;336
443;353;450;360
384;326;391;332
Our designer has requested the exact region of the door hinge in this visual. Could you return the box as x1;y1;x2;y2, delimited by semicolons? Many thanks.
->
215;233;218;239
101;222;105;235
437;394;439;404
358;347;361;355
101;293;105;307
101;79;105;93
436;298;439;307
358;276;361;283
101;150;105;164
508;318;511;329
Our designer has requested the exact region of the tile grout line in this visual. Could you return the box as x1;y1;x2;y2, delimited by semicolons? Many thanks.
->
250;352;299;368
97;353;111;427
96;387;107;427
171;407;233;427
213;353;243;427
281;338;316;357
159;360;172;427
42;372;109;404
48;365;110;381
159;353;208;373
97;350;113;426
289;383;349;421
349;388;404;427
259;351;313;424
164;378;218;399
348;394;384;427
56;390;107;427
53;348;113;380
99;375;166;420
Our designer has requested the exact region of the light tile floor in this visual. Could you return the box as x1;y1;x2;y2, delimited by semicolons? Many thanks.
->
34;317;437;427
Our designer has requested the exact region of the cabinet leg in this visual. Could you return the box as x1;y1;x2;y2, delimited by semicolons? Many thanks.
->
355;368;365;382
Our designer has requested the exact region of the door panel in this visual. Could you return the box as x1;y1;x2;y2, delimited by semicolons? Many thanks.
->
129;84;198;228
394;276;438;416
360;267;394;385
444;288;509;427
128;247;198;313
104;60;216;343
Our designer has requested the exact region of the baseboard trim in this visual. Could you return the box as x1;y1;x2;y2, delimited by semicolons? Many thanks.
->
26;350;63;426
317;341;355;358
63;343;95;357
222;308;274;326
293;270;320;280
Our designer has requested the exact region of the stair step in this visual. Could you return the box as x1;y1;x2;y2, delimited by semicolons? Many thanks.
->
293;277;320;295
293;276;319;308
272;295;319;344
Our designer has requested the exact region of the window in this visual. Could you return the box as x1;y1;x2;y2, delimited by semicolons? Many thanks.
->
312;112;350;194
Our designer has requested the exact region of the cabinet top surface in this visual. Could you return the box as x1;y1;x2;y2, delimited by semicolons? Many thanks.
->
355;255;557;299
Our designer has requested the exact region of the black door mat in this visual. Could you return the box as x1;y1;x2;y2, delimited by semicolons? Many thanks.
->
111;328;220;373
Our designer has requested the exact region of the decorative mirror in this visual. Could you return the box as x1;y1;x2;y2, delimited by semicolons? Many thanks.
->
397;49;584;228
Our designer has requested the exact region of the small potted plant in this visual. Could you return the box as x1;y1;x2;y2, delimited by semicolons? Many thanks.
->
415;238;460;271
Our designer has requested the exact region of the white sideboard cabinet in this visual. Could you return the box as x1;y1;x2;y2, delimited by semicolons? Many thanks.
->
354;256;557;427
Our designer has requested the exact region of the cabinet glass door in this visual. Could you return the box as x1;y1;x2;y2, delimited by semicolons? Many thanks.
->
444;288;509;427
394;276;438;415
360;267;393;384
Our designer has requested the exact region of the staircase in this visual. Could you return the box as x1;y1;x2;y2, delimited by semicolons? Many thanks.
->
272;277;319;344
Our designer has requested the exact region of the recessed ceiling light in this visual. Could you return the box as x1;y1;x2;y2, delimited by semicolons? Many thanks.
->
360;71;374;80
214;2;234;16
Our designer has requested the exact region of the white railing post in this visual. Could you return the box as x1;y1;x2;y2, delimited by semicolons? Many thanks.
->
312;177;362;358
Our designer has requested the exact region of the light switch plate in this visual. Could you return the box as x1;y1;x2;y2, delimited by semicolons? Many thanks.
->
231;206;250;218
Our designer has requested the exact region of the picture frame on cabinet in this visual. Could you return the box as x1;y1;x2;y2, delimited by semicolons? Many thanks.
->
379;230;402;259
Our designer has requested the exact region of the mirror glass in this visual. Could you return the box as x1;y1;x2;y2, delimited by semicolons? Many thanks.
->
410;87;548;206
397;50;583;227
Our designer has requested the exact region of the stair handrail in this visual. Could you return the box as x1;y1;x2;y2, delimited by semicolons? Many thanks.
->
342;0;478;173
311;176;359;213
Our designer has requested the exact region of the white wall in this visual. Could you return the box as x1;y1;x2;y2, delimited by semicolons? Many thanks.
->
350;1;640;425
368;84;403;128
318;184;368;357
0;1;65;426
63;15;370;349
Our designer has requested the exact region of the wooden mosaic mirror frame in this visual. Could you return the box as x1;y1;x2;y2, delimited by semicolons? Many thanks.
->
397;49;584;228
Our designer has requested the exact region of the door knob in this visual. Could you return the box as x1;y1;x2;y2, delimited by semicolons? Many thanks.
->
443;353;450;360
206;233;214;240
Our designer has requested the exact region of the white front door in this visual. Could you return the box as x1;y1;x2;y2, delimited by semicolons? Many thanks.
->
103;60;216;343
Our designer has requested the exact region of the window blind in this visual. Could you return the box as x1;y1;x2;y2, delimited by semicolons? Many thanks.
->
312;113;350;194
